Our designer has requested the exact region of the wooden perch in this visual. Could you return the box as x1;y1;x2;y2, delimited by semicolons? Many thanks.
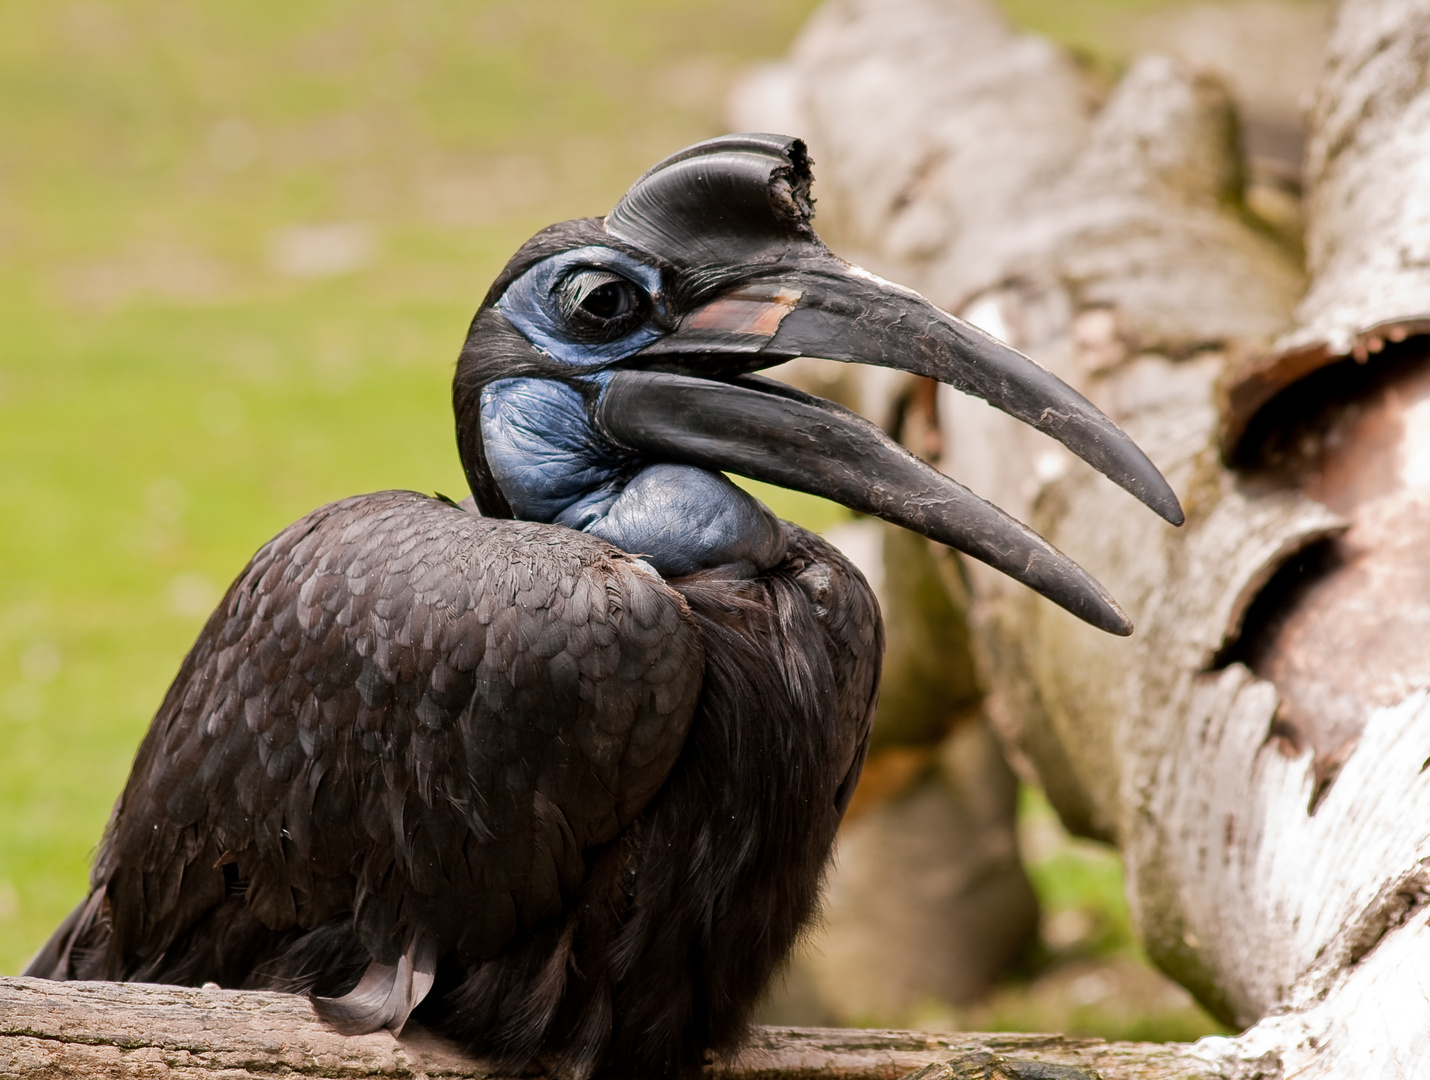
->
0;975;1226;1080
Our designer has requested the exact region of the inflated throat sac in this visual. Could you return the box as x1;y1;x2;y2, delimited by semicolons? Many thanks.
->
480;379;785;576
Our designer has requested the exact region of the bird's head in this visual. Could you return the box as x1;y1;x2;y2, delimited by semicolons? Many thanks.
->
454;134;1182;635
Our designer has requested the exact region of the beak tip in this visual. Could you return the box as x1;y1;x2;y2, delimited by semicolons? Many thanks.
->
1129;471;1184;527
1030;553;1135;636
1088;600;1134;637
1159;497;1186;528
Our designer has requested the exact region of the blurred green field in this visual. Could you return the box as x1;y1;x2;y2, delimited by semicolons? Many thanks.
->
2;0;1226;1039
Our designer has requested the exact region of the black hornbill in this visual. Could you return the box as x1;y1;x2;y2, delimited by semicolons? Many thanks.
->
26;135;1181;1078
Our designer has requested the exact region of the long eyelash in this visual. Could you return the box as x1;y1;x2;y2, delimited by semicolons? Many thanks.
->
559;271;645;332
566;272;625;312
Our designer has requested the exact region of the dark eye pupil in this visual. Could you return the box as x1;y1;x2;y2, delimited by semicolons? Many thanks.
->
558;268;647;342
581;282;626;320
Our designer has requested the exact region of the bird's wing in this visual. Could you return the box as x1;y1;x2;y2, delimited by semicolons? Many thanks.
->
92;491;704;1026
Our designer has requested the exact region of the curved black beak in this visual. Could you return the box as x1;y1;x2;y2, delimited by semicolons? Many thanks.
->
600;257;1183;635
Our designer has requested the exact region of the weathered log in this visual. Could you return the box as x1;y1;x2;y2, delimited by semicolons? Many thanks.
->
0;975;1228;1079
736;0;1430;1074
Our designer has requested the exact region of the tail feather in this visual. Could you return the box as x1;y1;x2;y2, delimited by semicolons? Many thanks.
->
312;929;437;1036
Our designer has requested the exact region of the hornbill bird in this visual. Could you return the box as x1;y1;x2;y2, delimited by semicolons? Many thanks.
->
26;135;1182;1077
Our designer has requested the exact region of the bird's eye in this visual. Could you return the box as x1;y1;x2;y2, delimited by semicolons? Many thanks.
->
557;269;649;342
579;280;628;320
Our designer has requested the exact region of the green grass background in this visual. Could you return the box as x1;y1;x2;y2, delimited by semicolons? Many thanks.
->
2;0;1240;1035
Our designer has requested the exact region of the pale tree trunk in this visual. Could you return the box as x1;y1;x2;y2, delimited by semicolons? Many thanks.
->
734;0;1430;1075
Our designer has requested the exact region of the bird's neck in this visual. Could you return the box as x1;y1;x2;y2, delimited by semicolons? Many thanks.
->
479;377;786;577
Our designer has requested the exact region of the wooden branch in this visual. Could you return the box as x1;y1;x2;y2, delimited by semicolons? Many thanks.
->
0;976;1225;1080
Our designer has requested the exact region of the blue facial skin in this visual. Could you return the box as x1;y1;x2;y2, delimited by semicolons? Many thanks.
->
483;247;787;578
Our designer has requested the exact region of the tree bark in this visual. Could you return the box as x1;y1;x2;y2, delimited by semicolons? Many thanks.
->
734;0;1430;1075
0;975;1226;1080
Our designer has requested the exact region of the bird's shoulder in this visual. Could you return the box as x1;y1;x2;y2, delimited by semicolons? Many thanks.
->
780;521;883;670
778;522;884;811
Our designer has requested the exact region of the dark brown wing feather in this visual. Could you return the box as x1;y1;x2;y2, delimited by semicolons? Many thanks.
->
36;491;703;1025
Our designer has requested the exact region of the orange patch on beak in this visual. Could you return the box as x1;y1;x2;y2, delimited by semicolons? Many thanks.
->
686;287;802;337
